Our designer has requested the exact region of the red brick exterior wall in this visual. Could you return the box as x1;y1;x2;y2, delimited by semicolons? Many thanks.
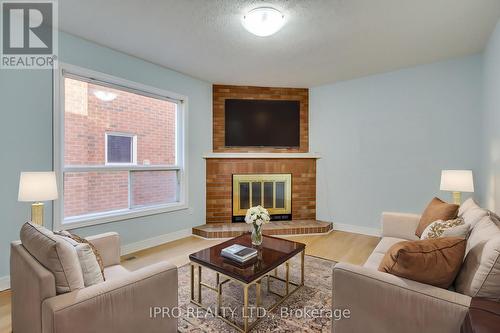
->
206;158;316;223
63;78;177;218
212;85;309;153
131;171;177;207
64;172;129;216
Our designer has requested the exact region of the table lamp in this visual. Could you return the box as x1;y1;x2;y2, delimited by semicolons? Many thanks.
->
18;171;58;226
440;170;474;205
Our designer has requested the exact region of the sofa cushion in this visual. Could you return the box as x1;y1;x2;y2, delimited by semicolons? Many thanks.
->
378;237;466;288
489;210;500;226
364;252;385;270
372;237;407;254
465;216;500;254
455;216;500;300
103;264;130;280
365;237;407;269
20;222;84;294
415;197;459;237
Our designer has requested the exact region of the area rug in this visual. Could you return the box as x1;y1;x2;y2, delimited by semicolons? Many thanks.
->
177;255;335;332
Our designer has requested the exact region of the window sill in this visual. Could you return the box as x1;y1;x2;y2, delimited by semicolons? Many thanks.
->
57;202;188;230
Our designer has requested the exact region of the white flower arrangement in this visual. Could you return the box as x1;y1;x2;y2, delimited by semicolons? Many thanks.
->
244;205;271;226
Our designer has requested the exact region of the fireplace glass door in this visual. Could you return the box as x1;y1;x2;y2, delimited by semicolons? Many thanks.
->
232;174;291;222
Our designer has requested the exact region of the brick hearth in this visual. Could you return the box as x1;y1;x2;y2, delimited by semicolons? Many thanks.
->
192;220;332;239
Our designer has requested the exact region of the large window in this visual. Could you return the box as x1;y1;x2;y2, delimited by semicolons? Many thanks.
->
54;64;187;228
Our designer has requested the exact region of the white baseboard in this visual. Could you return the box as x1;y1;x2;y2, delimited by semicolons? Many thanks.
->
121;228;192;255
333;222;381;237
0;276;10;291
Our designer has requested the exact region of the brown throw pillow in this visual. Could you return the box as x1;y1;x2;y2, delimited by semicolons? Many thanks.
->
378;237;466;288
415;197;459;237
55;230;105;281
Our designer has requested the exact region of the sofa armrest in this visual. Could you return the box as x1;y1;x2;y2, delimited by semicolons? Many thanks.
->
332;262;471;333
381;212;421;240
42;261;178;333
85;232;121;267
11;241;56;333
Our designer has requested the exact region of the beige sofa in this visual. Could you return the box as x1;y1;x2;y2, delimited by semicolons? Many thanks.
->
332;201;500;333
10;231;178;333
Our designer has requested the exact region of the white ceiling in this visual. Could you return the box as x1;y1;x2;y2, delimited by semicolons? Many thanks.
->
59;0;500;87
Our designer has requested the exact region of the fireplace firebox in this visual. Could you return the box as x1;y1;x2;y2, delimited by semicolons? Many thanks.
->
232;174;292;222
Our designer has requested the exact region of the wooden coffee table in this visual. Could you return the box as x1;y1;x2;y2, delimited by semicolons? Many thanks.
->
189;233;306;332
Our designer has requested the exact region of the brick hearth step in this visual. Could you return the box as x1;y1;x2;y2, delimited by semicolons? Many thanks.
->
192;220;332;239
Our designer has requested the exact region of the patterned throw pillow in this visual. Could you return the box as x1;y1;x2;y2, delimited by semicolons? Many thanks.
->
420;217;469;240
55;230;106;281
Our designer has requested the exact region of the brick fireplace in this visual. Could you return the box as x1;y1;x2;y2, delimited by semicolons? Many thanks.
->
193;85;332;238
206;158;317;224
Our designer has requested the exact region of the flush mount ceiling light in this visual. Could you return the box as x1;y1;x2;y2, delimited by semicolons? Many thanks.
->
242;7;285;37
94;90;117;102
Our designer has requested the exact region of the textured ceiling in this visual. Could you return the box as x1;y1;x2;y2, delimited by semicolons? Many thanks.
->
59;0;500;87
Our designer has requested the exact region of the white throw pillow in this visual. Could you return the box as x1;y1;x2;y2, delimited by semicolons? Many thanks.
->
420;217;469;240
462;207;488;229
75;243;105;287
458;198;478;216
56;232;105;287
459;198;493;229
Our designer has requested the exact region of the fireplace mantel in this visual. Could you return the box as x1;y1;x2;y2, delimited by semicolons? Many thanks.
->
203;152;321;159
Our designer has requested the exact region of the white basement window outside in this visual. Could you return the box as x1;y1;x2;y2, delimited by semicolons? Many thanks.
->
54;63;188;229
105;133;137;165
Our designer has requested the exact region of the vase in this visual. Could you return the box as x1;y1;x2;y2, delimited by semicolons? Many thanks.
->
251;224;263;246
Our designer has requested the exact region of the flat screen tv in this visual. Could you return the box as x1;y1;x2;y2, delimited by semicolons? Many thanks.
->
225;99;300;147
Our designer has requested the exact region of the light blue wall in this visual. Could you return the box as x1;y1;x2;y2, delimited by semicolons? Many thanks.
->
0;69;53;278
0;31;488;278
310;55;483;230
0;32;211;277
482;20;500;212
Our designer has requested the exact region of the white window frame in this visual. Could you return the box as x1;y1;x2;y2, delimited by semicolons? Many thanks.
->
53;63;189;230
104;132;137;165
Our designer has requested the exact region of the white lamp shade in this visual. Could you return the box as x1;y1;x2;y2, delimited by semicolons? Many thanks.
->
440;170;474;192
18;172;58;202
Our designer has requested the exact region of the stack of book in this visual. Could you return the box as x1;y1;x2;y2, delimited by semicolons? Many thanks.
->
221;244;258;263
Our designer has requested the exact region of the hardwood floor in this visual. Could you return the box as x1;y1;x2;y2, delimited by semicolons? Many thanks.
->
121;236;225;271
282;230;380;265
0;291;11;333
0;230;379;333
